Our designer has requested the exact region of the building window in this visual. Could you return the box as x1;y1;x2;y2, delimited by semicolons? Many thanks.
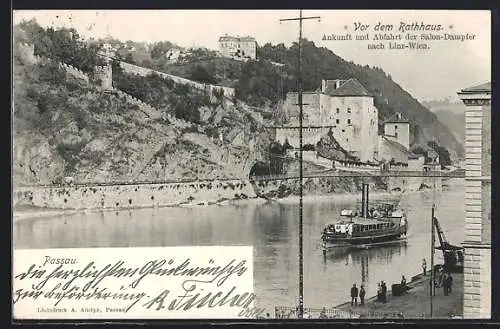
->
336;108;340;114
342;129;345;133
395;125;398;130
336;119;340;124
347;108;351;113
346;138;349;143
347;119;351;124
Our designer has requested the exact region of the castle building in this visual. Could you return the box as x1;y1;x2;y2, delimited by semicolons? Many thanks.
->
457;82;491;318
275;78;410;164
378;112;411;164
218;34;257;60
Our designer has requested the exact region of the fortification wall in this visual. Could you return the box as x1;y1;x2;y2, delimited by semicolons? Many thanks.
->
13;180;257;210
118;61;235;99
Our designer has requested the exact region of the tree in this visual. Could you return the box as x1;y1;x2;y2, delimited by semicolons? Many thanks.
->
150;41;174;59
426;141;452;166
124;52;135;63
189;65;217;84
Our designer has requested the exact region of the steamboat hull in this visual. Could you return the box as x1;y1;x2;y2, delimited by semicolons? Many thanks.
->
322;233;407;250
322;231;404;245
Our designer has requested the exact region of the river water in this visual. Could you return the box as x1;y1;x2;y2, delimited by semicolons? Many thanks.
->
13;178;465;314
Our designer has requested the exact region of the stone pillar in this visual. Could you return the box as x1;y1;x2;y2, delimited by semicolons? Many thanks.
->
458;82;491;318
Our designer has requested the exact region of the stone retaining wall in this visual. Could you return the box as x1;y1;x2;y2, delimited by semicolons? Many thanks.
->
13;180;257;210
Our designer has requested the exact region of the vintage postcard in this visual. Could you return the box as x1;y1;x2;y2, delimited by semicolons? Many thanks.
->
12;9;491;320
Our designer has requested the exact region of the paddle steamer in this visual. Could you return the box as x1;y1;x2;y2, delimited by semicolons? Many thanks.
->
322;184;408;251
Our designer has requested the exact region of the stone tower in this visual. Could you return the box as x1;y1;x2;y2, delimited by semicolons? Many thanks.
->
383;112;410;150
94;63;113;91
16;43;37;64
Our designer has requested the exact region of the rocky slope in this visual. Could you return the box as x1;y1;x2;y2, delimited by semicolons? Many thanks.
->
13;54;272;186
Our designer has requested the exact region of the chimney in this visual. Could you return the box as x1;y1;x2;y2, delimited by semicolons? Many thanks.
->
361;183;370;218
396;112;401;120
321;80;327;93
335;80;341;89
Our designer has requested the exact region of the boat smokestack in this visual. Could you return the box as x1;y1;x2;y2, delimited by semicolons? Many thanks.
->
362;183;369;218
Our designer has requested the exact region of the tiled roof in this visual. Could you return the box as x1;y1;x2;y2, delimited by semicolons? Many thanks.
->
408;153;423;160
324;78;372;97
219;35;256;42
382;136;410;155
383;112;409;124
459;82;491;93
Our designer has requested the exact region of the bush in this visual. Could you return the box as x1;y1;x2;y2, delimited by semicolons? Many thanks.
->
56;141;85;173
18;20;106;74
189;65;217;84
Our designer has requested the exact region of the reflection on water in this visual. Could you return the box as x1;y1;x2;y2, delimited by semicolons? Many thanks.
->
13;179;465;312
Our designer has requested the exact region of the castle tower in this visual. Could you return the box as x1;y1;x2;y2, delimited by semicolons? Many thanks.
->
16;43;37;64
94;63;113;91
383;112;409;150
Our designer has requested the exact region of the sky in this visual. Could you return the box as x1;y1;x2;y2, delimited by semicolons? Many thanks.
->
13;10;491;101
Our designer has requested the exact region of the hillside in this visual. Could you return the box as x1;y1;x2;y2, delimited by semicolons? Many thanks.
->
257;41;464;159
434;110;465;146
423;99;466;115
423;100;466;155
13;22;272;186
118;38;464;159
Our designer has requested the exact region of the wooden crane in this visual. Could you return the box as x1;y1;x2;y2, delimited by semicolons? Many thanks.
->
433;216;464;273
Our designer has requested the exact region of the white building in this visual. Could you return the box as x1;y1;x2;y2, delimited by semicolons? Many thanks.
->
218;34;257;60
276;79;380;162
275;79;414;164
457;82;491;318
378;112;411;164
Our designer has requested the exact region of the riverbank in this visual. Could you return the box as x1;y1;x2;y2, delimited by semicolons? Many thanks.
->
334;272;464;319
12;188;416;222
277;190;404;205
12;197;268;222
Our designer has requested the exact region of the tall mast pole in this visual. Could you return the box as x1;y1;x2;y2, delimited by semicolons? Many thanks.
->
280;10;320;320
430;206;435;317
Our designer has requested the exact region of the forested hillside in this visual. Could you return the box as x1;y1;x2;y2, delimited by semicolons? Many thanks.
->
117;38;464;159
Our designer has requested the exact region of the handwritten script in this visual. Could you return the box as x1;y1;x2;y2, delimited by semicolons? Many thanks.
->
13;247;255;319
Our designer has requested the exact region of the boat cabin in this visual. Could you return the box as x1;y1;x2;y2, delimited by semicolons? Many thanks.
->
322;184;408;244
325;218;397;236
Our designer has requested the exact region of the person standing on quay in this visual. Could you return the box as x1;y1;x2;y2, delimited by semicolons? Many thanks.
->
447;273;453;295
351;283;359;306
381;281;387;303
359;285;366;305
443;273;449;296
422;259;427;276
